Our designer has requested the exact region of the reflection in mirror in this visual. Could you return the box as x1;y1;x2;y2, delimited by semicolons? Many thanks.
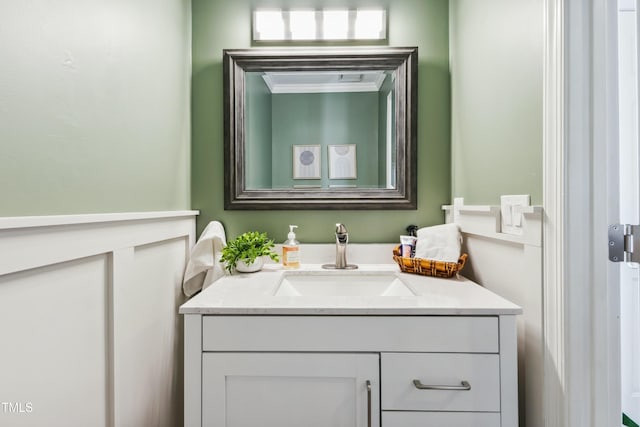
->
245;70;396;191
224;47;417;210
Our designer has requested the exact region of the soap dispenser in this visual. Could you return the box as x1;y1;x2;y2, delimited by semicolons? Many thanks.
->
282;225;300;269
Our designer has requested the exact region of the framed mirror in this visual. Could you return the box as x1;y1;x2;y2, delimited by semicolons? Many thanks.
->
223;47;417;210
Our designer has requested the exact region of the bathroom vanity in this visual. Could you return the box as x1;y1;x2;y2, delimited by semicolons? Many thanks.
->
180;264;521;427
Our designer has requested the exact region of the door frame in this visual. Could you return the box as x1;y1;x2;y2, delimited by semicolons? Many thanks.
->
543;0;621;426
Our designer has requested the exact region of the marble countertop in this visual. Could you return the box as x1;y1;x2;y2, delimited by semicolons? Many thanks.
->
179;263;522;315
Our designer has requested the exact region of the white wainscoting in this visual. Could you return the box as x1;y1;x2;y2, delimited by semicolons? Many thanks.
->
444;202;543;427
0;211;197;427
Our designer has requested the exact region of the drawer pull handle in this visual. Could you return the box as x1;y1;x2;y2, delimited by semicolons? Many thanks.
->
412;379;471;391
366;380;372;427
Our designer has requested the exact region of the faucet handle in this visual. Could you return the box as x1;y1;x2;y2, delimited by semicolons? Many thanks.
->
335;223;348;244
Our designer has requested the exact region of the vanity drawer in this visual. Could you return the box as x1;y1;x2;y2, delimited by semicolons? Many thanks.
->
381;352;500;412
202;316;499;353
382;411;500;427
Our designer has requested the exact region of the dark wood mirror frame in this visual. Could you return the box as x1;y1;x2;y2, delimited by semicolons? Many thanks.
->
223;47;417;210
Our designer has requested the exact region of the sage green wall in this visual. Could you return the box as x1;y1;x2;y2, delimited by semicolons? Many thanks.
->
192;0;451;243
0;0;191;216
450;0;543;205
271;92;379;188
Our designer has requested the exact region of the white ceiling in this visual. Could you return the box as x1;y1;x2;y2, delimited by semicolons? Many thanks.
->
262;71;389;94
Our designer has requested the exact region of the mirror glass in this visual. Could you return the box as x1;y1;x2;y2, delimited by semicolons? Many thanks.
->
224;47;417;210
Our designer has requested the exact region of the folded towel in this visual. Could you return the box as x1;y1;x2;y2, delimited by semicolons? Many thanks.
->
182;221;227;297
414;223;462;263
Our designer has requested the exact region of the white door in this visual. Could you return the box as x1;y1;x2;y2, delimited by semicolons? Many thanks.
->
201;352;380;427
618;1;640;425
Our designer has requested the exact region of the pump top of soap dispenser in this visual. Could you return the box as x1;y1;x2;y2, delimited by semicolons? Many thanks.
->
287;225;298;243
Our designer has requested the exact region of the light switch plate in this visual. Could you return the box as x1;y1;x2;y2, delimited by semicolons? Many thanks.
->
500;195;530;235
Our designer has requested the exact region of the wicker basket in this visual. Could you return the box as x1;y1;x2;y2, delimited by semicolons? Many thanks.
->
392;245;468;278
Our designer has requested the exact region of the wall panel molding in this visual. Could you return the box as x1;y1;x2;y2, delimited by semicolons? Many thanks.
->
444;201;543;427
0;211;197;426
0;211;197;276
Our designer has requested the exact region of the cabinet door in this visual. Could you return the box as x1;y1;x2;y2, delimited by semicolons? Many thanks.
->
202;353;379;427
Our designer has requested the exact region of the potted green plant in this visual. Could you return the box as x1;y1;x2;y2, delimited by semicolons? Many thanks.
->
220;231;280;273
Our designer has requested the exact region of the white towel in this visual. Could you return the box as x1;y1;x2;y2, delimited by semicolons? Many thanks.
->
182;221;227;297
414;223;462;263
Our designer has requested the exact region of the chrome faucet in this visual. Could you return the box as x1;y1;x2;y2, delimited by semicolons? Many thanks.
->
322;223;358;270
335;223;349;268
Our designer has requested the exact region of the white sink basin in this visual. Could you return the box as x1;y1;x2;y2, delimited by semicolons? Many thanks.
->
273;272;416;297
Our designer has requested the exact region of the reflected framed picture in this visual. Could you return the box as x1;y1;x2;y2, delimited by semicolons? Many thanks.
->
328;144;357;179
292;145;321;179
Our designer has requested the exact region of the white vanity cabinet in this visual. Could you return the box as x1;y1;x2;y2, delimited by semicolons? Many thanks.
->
184;314;518;427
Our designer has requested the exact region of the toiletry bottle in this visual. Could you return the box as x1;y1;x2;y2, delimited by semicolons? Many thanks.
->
282;225;300;269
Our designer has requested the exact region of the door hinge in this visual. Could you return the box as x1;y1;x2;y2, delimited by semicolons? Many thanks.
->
609;224;640;263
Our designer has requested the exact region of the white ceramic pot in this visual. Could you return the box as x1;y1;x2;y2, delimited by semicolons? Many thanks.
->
235;257;264;273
